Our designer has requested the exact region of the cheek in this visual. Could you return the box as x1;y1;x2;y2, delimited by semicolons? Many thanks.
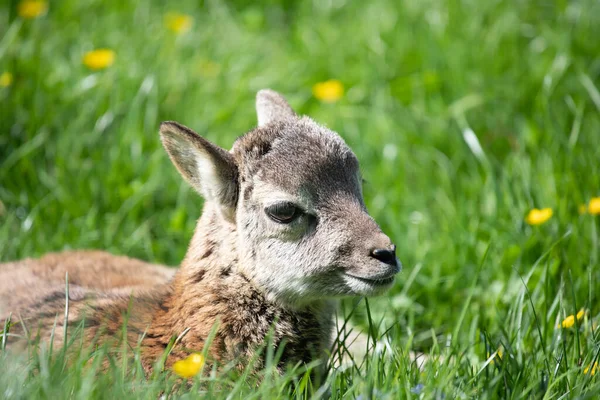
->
272;237;339;273
260;241;302;265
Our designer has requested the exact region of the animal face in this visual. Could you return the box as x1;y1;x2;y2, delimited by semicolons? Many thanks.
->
160;90;400;307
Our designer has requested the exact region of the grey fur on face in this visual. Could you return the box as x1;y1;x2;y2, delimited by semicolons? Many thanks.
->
160;89;400;308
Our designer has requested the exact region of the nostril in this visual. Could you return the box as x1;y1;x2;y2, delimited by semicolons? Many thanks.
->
370;246;397;266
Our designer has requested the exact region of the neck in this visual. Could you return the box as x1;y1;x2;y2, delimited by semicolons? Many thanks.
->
178;203;239;286
145;204;336;371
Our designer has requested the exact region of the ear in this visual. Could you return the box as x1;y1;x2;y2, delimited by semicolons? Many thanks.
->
160;121;238;222
256;89;296;127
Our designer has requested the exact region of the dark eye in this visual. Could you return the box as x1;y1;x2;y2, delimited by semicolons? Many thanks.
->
265;202;301;224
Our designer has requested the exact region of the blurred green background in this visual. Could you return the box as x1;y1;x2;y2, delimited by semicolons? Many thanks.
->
1;0;600;397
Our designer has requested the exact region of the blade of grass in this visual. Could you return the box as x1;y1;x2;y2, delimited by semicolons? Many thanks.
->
452;243;490;343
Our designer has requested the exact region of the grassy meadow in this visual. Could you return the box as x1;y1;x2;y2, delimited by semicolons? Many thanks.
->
2;0;600;398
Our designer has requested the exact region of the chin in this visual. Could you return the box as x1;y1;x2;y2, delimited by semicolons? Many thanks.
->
342;273;396;296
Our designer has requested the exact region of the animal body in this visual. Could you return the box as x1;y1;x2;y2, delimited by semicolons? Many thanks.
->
0;90;400;376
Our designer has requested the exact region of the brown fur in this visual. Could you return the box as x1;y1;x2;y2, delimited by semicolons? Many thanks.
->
0;210;333;374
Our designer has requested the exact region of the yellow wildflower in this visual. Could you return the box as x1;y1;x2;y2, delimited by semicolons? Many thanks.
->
312;79;344;103
589;197;600;215
172;353;205;378
18;0;47;19
560;309;585;328
82;49;115;71
0;72;13;87
525;208;553;225
165;13;193;34
584;362;598;376
579;204;588;215
561;315;575;328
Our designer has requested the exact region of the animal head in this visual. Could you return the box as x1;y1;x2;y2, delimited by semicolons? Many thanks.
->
160;90;400;306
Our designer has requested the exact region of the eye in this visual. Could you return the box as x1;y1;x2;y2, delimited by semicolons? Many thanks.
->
265;202;302;224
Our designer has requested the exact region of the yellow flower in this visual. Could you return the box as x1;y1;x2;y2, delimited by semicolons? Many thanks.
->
561;315;575;328
312;79;344;103
584;362;598;376
165;13;193;34
589;197;600;215
579;204;588;215
82;49;115;70
172;353;205;378
0;72;13;87
560;309;585;328
18;0;47;19
525;208;553;225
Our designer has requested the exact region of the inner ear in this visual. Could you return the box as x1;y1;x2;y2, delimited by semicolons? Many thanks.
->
256;89;296;127
160;121;238;222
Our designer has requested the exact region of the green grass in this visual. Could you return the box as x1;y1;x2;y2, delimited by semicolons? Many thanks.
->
2;0;600;398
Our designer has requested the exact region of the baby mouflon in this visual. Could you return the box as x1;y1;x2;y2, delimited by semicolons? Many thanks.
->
0;89;400;376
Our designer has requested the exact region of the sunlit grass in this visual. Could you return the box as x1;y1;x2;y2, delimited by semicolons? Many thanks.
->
1;0;600;398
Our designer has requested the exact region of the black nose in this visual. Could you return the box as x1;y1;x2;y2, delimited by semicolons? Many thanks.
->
370;245;397;266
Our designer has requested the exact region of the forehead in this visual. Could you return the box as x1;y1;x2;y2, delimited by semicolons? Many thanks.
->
233;117;361;199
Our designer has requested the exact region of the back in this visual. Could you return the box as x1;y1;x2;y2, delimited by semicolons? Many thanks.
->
0;250;175;319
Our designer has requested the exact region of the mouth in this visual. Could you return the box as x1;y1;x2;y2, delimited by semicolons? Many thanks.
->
344;273;396;287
